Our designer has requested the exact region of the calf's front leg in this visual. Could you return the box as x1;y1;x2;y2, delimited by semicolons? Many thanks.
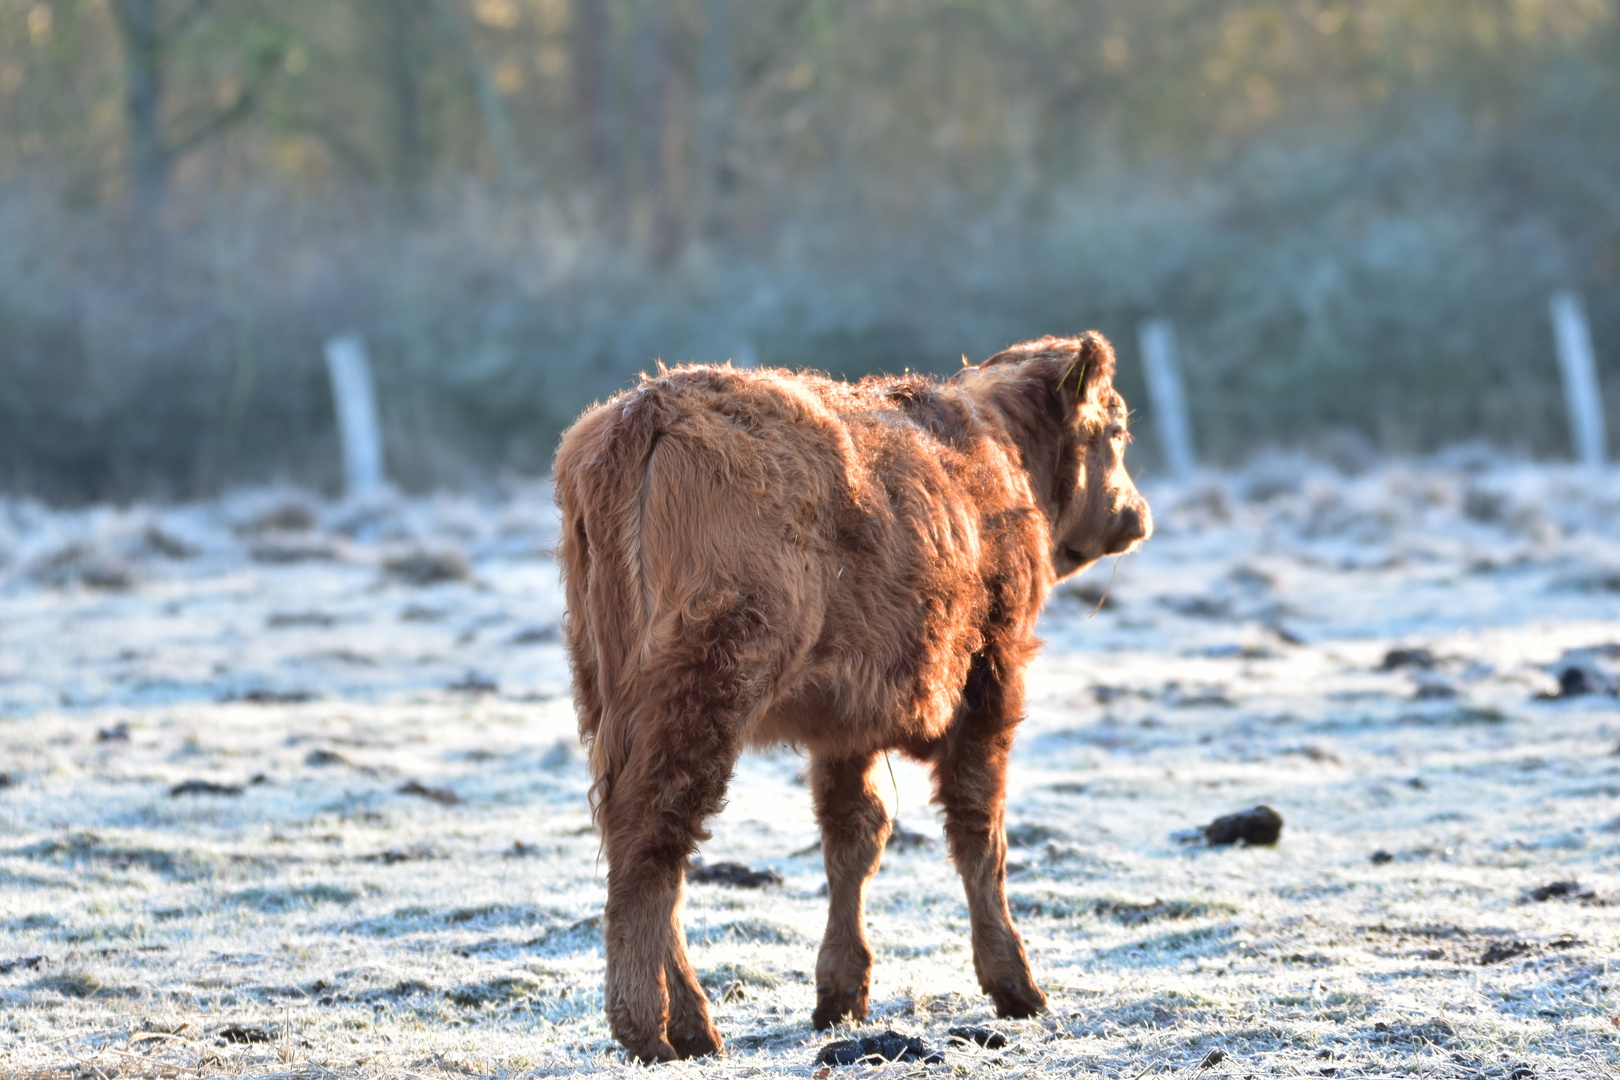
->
809;751;892;1029
932;659;1046;1018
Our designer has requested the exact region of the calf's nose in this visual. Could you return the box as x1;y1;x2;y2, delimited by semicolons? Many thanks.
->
1106;501;1152;553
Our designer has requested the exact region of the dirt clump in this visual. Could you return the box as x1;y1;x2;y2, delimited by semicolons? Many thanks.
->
248;535;344;563
383;547;470;586
1380;647;1435;670
947;1026;1007;1049
1479;940;1533;964
814;1030;942;1066
169;779;244;797
397;780;461;806
29;543;134;591
226;687;318;704
447;671;498;695
234;502;316;535
885;820;936;852
1202;805;1284;846
686;860;782;888
1526;880;1595;903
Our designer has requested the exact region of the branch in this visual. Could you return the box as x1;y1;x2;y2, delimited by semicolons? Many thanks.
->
169;39;286;160
164;0;216;44
423;0;525;191
168;83;257;160
274;111;382;182
739;0;816;90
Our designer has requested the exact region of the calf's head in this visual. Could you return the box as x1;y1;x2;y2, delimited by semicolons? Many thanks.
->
977;332;1153;579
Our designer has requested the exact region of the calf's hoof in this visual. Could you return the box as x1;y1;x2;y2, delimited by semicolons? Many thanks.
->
811;984;870;1031
616;1032;679;1064
667;1023;724;1059
988;977;1047;1019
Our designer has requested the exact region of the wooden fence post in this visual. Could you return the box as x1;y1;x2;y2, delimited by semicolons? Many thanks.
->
1139;318;1197;479
1549;290;1607;467
323;334;387;500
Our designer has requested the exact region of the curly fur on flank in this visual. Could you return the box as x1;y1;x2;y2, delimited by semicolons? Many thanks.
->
553;332;1152;1061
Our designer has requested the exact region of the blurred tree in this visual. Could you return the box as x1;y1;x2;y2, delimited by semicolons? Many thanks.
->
376;0;428;200
107;0;287;212
3;0;1620;497
571;0;623;214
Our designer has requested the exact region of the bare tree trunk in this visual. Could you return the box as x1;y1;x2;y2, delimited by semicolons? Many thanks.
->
110;0;277;216
425;0;523;191
110;0;169;211
632;6;684;265
383;0;428;204
573;0;624;219
692;0;733;241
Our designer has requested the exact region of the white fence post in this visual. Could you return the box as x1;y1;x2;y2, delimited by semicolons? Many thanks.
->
1549;290;1607;468
323;334;386;500
1139;318;1197;480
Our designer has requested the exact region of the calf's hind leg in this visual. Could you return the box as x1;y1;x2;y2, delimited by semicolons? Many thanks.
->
810;751;892;1029
932;658;1046;1018
663;900;721;1058
598;710;740;1061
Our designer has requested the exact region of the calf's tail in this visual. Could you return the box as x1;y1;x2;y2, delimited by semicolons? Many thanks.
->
553;387;667;820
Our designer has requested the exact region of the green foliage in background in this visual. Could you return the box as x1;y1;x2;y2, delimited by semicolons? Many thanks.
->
0;0;1617;497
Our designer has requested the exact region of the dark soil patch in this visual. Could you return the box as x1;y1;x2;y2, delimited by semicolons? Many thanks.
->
1202;805;1283;846
1480;941;1533;965
1094;898;1231;925
1005;822;1063;847
382;548;470;585
1159;595;1233;619
447;672;498;695
947;1026;1007;1049
360;848;438;865
815;1030;942;1066
885;820;935;852
1557;667;1595;696
397;780;461;806
1527;880;1595;903
248;535;342;564
236;504;315;534
170;779;244;797
227;688;317;705
1381;647;1435;670
687;860;782;888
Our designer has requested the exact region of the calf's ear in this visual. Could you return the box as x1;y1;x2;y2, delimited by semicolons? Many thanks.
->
1059;331;1117;407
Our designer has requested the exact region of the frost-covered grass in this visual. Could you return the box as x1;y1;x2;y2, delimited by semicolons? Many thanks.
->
2;454;1619;1078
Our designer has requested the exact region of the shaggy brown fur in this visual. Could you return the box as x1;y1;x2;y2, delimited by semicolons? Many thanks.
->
553;332;1152;1061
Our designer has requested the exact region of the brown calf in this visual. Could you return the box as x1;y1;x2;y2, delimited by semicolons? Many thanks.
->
553;332;1152;1061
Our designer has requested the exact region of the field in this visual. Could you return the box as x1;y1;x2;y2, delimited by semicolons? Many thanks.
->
2;453;1619;1079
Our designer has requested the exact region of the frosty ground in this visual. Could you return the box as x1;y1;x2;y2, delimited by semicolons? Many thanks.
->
2;451;1618;1079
